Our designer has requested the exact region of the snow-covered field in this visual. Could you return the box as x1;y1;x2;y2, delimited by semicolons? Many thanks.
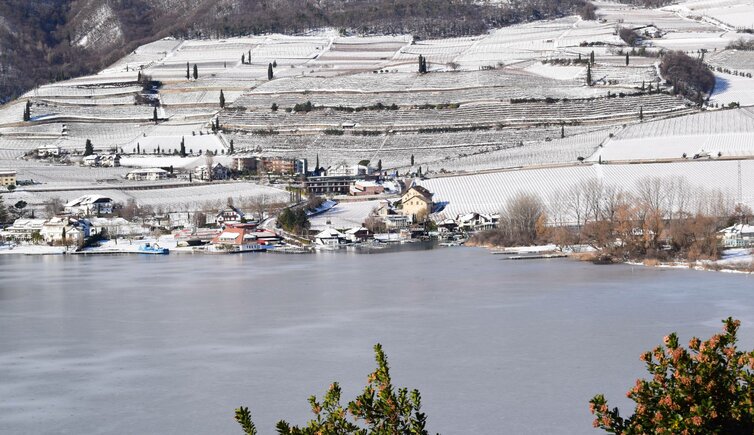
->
1;5;753;214
419;160;754;220
309;200;384;231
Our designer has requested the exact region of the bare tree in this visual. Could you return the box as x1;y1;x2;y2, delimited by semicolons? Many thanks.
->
499;192;546;245
44;197;64;217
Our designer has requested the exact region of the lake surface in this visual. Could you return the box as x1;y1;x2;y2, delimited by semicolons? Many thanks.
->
1;248;753;434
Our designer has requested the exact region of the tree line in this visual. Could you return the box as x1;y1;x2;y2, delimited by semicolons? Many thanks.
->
471;176;749;262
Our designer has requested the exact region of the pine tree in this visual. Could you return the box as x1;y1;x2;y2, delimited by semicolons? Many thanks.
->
586;64;592;86
193;64;198;80
590;50;595;65
180;137;186;157
267;63;274;80
315;153;320;171
219;90;225;108
186;62;190;80
561;124;565;138
248;50;252;63
377;159;382;173
84;139;94;156
625;53;630;66
137;71;142;83
410;154;415;166
153;107;158;124
137;143;140;154
242;54;245;64
229;140;234;155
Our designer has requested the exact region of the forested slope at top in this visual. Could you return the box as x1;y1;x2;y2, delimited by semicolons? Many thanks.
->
0;0;594;102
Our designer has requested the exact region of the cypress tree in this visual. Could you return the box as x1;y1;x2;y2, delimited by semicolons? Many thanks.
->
377;159;382;173
590;50;595;65
242;54;245;64
410;154;415;166
153;107;158;124
180;137;186;157
639;106;644;121
267;63;274;80
315;153;320;171
193;64;198;80
625;53;629;66
586;64;592;86
561;124;565;139
229;140;234;155
23;100;31;121
248;50;252;62
186;62;190;80
137;71;142;82
137;142;140;154
219;90;225;108
84;139;94;156
0;195;9;224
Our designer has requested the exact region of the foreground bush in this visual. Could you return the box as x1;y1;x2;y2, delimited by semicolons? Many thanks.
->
590;318;754;434
236;344;431;435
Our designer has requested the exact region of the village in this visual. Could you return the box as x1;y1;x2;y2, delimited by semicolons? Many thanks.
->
0;155;461;255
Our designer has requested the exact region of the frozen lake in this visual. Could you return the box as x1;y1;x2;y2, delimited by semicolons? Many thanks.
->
1;248;753;434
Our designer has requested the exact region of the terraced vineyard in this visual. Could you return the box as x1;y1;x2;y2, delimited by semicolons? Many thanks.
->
1;1;752;213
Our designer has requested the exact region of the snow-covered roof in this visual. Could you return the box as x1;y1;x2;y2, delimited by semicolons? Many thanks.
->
218;232;240;241
345;227;368;234
65;195;113;207
315;228;344;238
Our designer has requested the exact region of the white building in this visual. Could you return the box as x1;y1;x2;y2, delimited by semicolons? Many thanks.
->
126;168;169;181
65;195;114;216
314;228;346;246
0;219;46;241
40;217;89;245
720;224;754;248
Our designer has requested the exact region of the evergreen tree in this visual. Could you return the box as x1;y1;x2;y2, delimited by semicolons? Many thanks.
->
641;80;645;91
23;100;31;121
193;64;198;80
270;102;278;112
84;139;94;156
410;154;415;166
248;50;251;62
186;62;190;80
590;50;595;65
315;153;320;171
153;107;158;123
241;54;245;64
586;64;592;86
272;60;277;68
267;63;274;80
639;106;644;121
625;53;629;66
137;143;140;154
137;71;142;82
377;159;382;173
561;124;565;139
229;140;234;155
0;195;9;224
180;137;186;157
220;90;225;108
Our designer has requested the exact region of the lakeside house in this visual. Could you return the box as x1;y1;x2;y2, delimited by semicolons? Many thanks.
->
315;228;346;246
457;212;498;232
345;227;372;243
40;217;90;245
209;225;264;253
0;219;46;241
400;186;434;222
720;224;754;248
65;195;114;216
